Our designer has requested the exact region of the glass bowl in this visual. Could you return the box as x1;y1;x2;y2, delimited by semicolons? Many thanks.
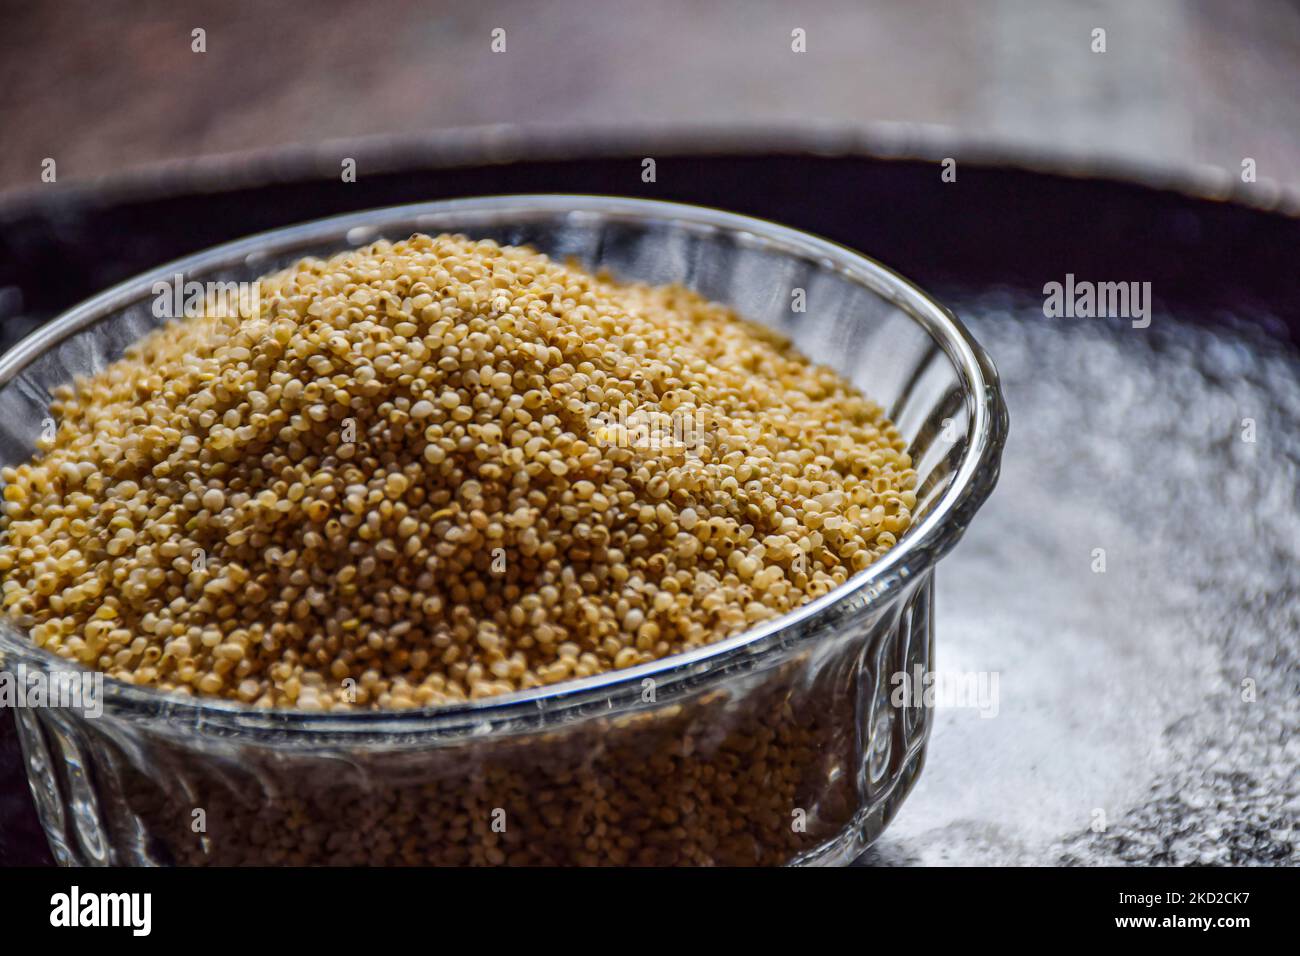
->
0;196;1007;866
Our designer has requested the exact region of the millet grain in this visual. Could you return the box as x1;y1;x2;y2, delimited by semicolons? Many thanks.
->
0;234;915;709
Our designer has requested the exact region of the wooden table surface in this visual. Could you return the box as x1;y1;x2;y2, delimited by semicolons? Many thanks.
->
2;0;1298;195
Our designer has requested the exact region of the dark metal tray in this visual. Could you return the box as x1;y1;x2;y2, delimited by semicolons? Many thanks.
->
1;131;1295;866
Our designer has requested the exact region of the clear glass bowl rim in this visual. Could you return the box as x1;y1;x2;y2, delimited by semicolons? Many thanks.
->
0;194;1008;738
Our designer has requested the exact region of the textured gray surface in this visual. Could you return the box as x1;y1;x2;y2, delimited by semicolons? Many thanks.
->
861;295;1299;866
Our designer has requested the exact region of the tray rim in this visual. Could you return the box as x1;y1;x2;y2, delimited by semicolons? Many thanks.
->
2;121;1297;220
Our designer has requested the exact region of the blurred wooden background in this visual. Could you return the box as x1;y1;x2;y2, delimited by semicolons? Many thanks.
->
1;0;1298;191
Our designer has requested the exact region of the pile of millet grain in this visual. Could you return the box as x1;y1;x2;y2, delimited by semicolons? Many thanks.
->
0;234;915;710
